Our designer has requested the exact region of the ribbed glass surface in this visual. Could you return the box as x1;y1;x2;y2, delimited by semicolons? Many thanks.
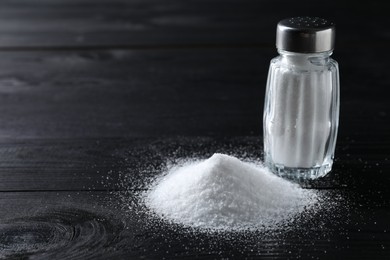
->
263;51;339;180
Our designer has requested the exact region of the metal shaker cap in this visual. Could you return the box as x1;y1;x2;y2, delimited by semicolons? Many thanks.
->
276;17;335;53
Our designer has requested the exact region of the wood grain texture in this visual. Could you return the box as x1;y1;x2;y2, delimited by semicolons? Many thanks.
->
0;137;389;193
0;49;269;139
0;0;387;48
0;191;389;259
0;0;271;48
0;49;388;139
0;0;388;258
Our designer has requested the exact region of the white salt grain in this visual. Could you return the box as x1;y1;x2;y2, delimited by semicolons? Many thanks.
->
145;153;317;231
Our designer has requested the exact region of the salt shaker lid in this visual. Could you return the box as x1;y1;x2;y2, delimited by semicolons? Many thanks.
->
276;17;335;53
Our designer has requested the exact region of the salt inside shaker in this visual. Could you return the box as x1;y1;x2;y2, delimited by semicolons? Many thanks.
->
263;17;340;180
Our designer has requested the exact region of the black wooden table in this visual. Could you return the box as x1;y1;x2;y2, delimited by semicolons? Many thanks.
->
0;0;389;259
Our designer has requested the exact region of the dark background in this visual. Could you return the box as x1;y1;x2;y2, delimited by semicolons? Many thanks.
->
0;0;389;259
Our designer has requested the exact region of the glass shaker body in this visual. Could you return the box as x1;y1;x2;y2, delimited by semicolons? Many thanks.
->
263;50;340;179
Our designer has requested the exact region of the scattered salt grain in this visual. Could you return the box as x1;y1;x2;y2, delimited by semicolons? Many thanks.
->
145;153;318;232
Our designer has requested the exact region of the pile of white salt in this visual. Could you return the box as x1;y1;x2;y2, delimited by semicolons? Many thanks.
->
145;153;318;231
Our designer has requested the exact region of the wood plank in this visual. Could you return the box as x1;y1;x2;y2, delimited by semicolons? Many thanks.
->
0;0;388;48
0;190;389;259
0;137;389;191
0;48;388;140
0;48;270;139
0;0;273;48
0;138;125;191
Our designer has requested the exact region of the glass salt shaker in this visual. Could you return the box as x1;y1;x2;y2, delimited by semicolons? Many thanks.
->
263;17;340;180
